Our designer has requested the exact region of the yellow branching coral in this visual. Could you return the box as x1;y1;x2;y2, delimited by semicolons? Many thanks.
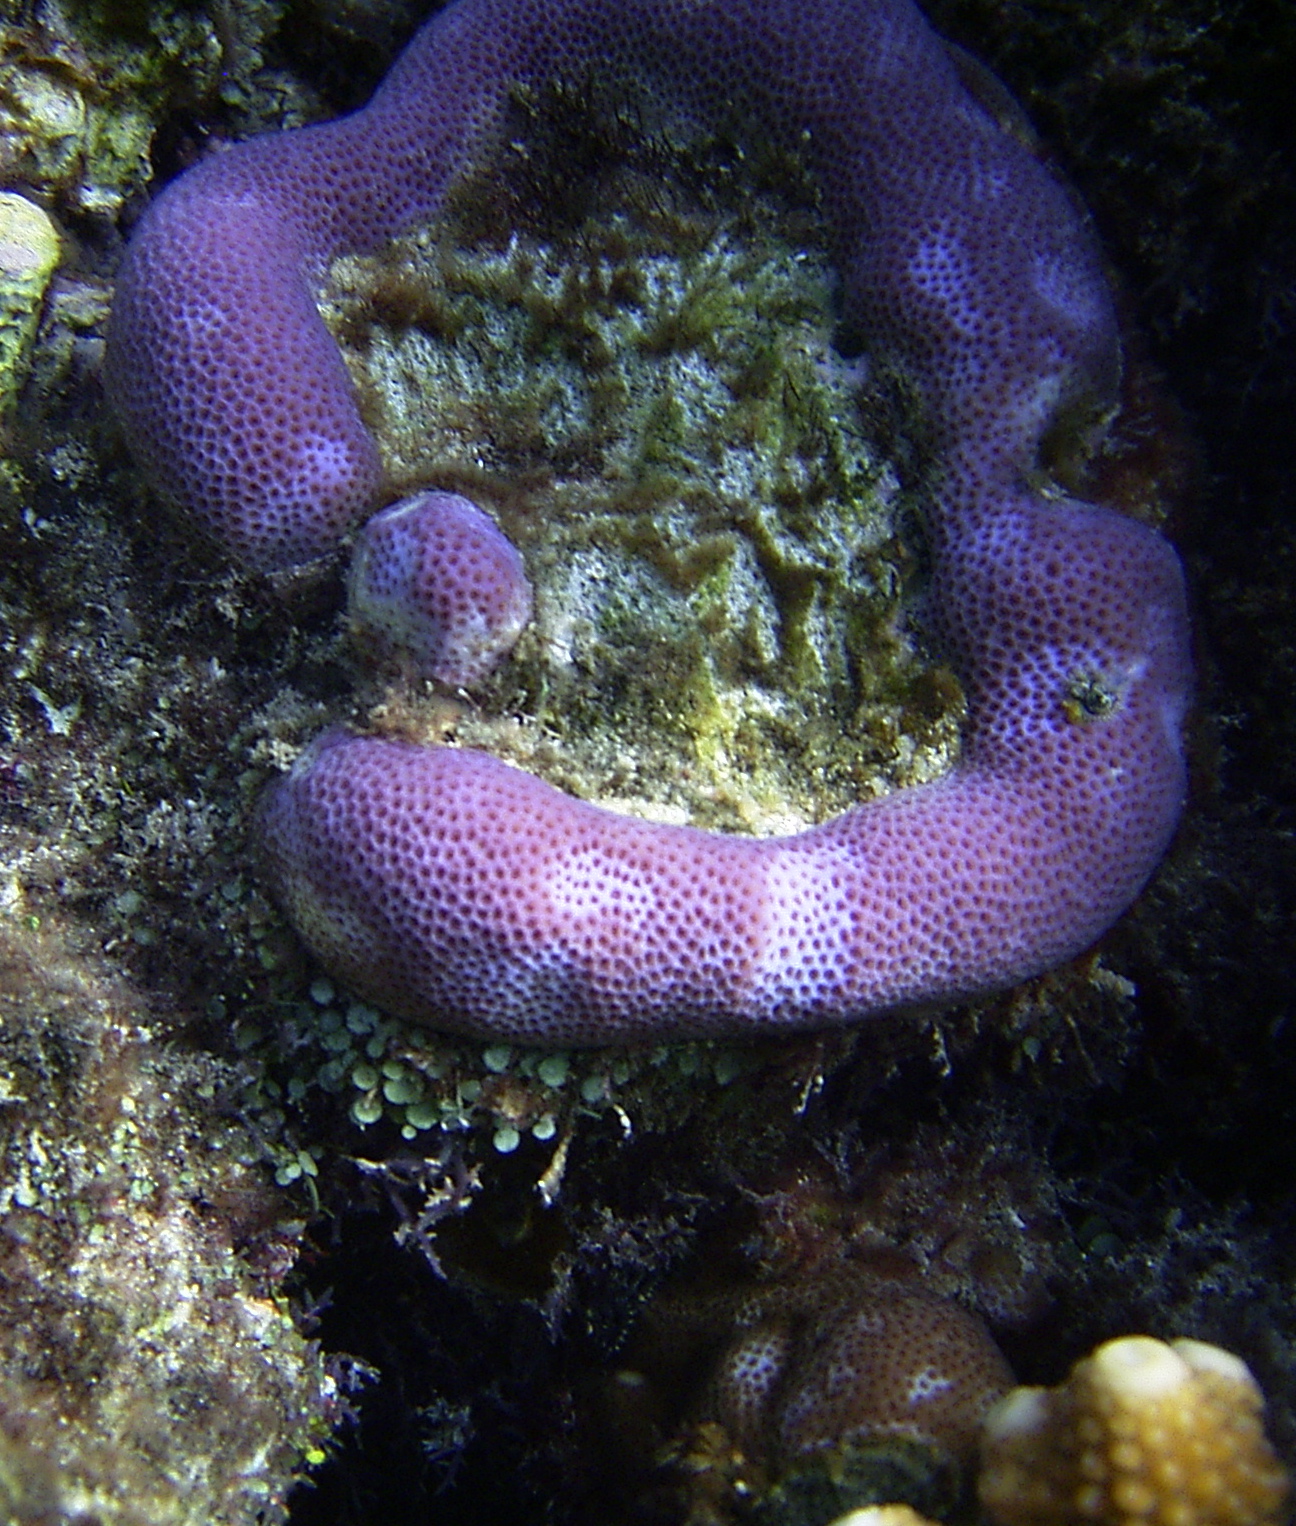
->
978;1335;1290;1526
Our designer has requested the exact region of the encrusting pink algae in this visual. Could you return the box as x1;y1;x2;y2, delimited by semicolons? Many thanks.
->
104;0;1193;1044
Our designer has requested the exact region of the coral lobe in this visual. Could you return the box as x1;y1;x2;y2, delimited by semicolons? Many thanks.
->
109;0;1193;1042
348;490;533;688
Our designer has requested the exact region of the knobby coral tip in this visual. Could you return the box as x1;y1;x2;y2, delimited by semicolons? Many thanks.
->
109;0;1194;1043
348;491;533;689
979;1335;1290;1526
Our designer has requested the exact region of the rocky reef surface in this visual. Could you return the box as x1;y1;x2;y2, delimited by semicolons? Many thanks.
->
0;1;1291;1523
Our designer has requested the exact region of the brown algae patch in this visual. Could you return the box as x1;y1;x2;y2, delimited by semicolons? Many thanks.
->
323;205;963;835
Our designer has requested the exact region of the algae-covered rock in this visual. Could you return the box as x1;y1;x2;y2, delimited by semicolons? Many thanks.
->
0;913;332;1526
0;1;318;222
0;193;60;412
328;188;962;837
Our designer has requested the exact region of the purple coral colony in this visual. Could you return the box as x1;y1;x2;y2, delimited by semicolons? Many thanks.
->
104;0;1192;1045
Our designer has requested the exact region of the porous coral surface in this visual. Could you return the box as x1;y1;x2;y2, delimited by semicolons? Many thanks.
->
709;1283;1017;1486
107;0;1194;1041
348;490;532;687
106;0;1125;568
774;1290;1013;1466
263;526;1187;1044
4;0;1294;1523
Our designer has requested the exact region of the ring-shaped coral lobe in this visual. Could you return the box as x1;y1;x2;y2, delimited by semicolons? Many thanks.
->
107;0;1193;1043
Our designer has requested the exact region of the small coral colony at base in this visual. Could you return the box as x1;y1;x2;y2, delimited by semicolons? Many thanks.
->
102;0;1288;1518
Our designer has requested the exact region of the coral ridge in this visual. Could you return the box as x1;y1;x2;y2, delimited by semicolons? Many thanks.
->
105;0;1193;1042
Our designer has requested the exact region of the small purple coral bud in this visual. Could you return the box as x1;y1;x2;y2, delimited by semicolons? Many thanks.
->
348;491;532;688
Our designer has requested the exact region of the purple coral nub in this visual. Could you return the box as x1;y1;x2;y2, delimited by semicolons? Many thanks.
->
348;491;532;689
